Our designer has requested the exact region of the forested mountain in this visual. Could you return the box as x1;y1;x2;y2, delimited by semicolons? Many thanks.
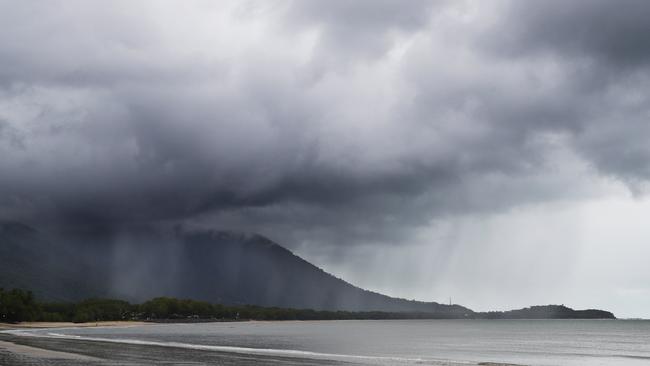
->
0;221;468;314
0;221;615;319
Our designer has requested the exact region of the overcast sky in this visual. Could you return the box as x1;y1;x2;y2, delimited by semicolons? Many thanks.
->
1;0;650;318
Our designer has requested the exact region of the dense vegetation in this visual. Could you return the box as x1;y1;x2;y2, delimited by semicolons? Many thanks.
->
0;288;40;322
0;288;614;323
0;288;468;323
480;305;615;319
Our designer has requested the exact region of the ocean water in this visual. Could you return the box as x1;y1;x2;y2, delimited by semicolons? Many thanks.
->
11;319;650;365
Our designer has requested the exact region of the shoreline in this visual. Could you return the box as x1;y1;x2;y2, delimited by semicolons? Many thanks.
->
2;320;637;365
0;331;360;366
0;320;150;331
0;321;468;366
0;339;101;362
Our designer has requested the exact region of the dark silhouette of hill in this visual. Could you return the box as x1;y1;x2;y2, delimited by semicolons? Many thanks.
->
0;221;111;301
476;305;615;319
0;221;468;314
0;221;614;318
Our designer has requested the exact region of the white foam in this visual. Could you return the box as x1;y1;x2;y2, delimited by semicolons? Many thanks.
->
3;327;472;365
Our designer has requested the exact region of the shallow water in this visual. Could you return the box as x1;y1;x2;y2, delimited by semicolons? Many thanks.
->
9;319;650;365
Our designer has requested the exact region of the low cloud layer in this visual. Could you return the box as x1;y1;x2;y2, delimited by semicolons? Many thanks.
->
1;0;650;316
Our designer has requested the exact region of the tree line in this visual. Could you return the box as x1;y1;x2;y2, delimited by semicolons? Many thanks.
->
1;288;614;323
1;288;467;323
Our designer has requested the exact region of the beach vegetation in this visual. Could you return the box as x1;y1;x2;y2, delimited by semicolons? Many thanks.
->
0;287;615;323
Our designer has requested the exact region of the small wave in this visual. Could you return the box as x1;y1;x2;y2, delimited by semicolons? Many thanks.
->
4;328;471;365
621;355;650;360
46;332;82;338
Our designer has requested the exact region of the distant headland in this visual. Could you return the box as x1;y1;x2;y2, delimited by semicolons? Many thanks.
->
1;221;615;322
0;288;615;324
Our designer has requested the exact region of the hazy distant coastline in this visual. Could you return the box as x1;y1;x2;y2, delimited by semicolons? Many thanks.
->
1;287;614;326
0;222;615;320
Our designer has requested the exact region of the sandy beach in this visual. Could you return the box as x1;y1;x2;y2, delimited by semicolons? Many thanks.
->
0;339;101;361
0;322;357;366
0;322;138;365
0;320;150;330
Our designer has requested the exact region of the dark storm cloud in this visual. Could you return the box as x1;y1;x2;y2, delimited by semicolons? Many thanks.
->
495;0;650;68
486;0;650;185
0;0;649;247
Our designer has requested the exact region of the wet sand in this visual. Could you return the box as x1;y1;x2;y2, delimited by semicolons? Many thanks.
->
0;321;149;330
0;332;359;366
0;339;101;361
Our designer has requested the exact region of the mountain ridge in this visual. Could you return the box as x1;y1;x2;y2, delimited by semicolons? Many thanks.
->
0;221;614;318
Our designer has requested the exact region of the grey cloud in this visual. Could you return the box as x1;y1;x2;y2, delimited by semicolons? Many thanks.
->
482;0;650;184
0;0;648;251
285;0;439;51
495;0;650;68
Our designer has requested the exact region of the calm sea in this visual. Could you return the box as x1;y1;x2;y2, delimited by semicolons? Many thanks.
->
13;319;650;365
